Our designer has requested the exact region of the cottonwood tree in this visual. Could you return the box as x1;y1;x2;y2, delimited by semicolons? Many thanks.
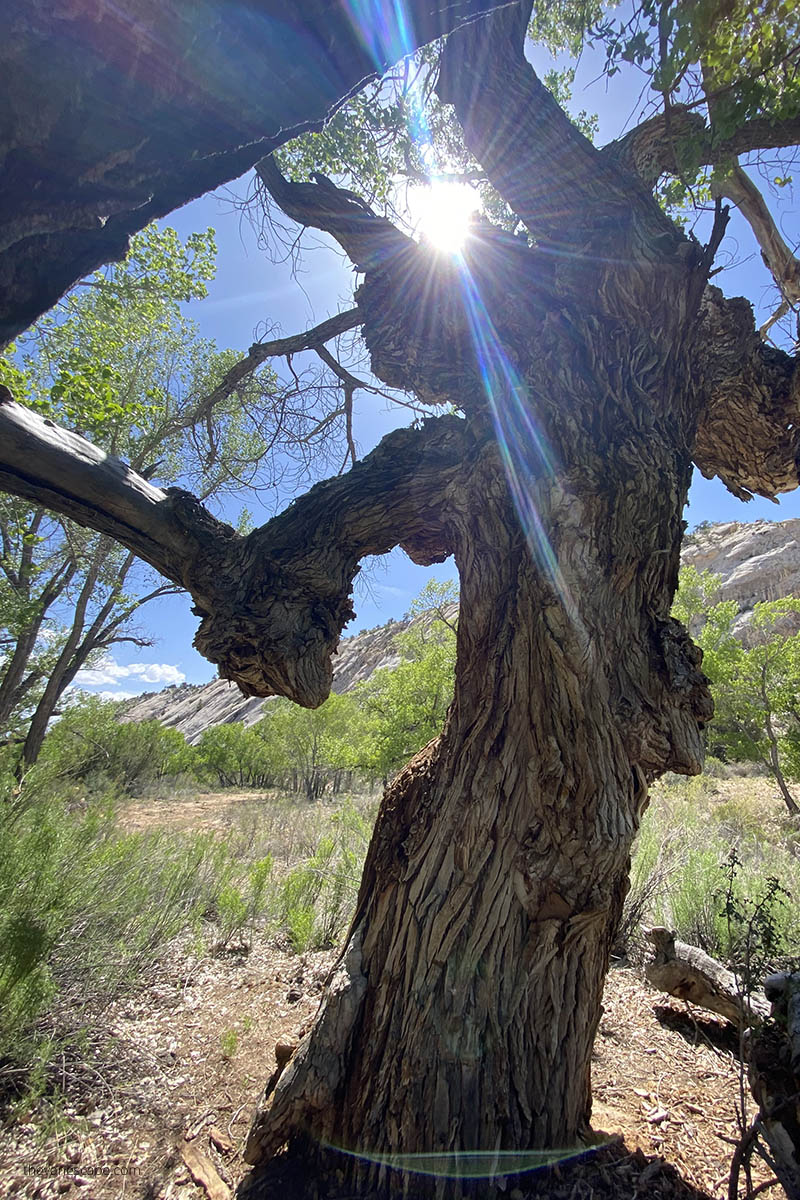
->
354;587;458;778
675;566;800;814
0;0;799;1195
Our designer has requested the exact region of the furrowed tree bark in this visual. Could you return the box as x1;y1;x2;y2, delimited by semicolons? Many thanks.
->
239;6;800;1193
692;288;800;501
243;17;724;1187
244;320;718;1197
0;0;507;346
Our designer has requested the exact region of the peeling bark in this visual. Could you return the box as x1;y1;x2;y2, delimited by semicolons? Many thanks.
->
693;288;800;501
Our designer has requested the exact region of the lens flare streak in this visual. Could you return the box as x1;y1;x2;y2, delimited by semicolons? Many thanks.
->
454;253;579;617
321;1140;608;1181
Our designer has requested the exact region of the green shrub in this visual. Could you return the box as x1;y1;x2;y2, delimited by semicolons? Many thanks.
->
279;801;372;951
215;854;275;948
624;780;800;968
194;721;283;789
34;697;194;797
0;792;237;1071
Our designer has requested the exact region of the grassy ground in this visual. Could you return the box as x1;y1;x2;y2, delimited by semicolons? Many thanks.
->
625;763;800;969
0;766;797;1198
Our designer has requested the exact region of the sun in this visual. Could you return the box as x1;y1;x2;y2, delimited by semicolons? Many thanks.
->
410;180;480;254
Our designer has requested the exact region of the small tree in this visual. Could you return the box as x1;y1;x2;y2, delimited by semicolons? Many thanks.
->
195;721;285;790
0;223;356;766
263;692;359;800
674;567;800;815
355;591;458;778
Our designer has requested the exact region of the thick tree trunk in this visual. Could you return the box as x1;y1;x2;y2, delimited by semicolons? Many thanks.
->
242;61;716;1184
246;361;711;1193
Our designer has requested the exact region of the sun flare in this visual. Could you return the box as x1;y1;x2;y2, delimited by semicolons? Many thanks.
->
410;180;479;254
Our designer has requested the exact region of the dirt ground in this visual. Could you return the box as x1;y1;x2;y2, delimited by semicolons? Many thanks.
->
0;789;781;1200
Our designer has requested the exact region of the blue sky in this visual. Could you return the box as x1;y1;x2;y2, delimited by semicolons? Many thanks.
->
75;39;800;700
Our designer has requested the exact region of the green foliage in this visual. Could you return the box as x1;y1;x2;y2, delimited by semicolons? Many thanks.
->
215;855;275;949
528;0;606;57
673;568;800;812
259;691;364;798
623;777;800;965
279;801;372;951
9;224;272;491
0;792;237;1067
220;1028;239;1058
277;87;409;206
589;0;800;129
718;846;791;992
195;721;284;789
542;68;600;142
274;28;598;241
33;696;193;796
354;598;457;777
269;0;798;242
0;224;283;756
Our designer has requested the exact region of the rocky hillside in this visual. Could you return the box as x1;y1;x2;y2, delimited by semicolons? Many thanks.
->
121;616;419;743
122;518;800;742
682;517;800;610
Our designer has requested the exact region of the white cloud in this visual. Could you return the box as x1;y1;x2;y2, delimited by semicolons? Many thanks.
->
74;654;185;692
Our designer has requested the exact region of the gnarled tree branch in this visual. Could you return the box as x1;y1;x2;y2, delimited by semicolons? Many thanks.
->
0;387;471;705
711;164;800;330
603;107;800;190
0;388;230;586
602;108;800;327
693;288;800;500
256;157;416;272
197;414;471;704
437;1;682;265
258;157;556;412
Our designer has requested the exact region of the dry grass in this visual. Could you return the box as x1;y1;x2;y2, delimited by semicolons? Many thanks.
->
2;771;795;1200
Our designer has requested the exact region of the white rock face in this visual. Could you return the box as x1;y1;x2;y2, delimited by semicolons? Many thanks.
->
123;521;800;741
120;618;413;743
682;518;800;612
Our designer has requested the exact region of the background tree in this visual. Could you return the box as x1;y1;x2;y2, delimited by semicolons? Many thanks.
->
0;227;256;766
34;696;193;796
675;567;800;814
194;720;286;790
355;585;458;778
263;692;360;801
0;222;374;768
0;1;799;1194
